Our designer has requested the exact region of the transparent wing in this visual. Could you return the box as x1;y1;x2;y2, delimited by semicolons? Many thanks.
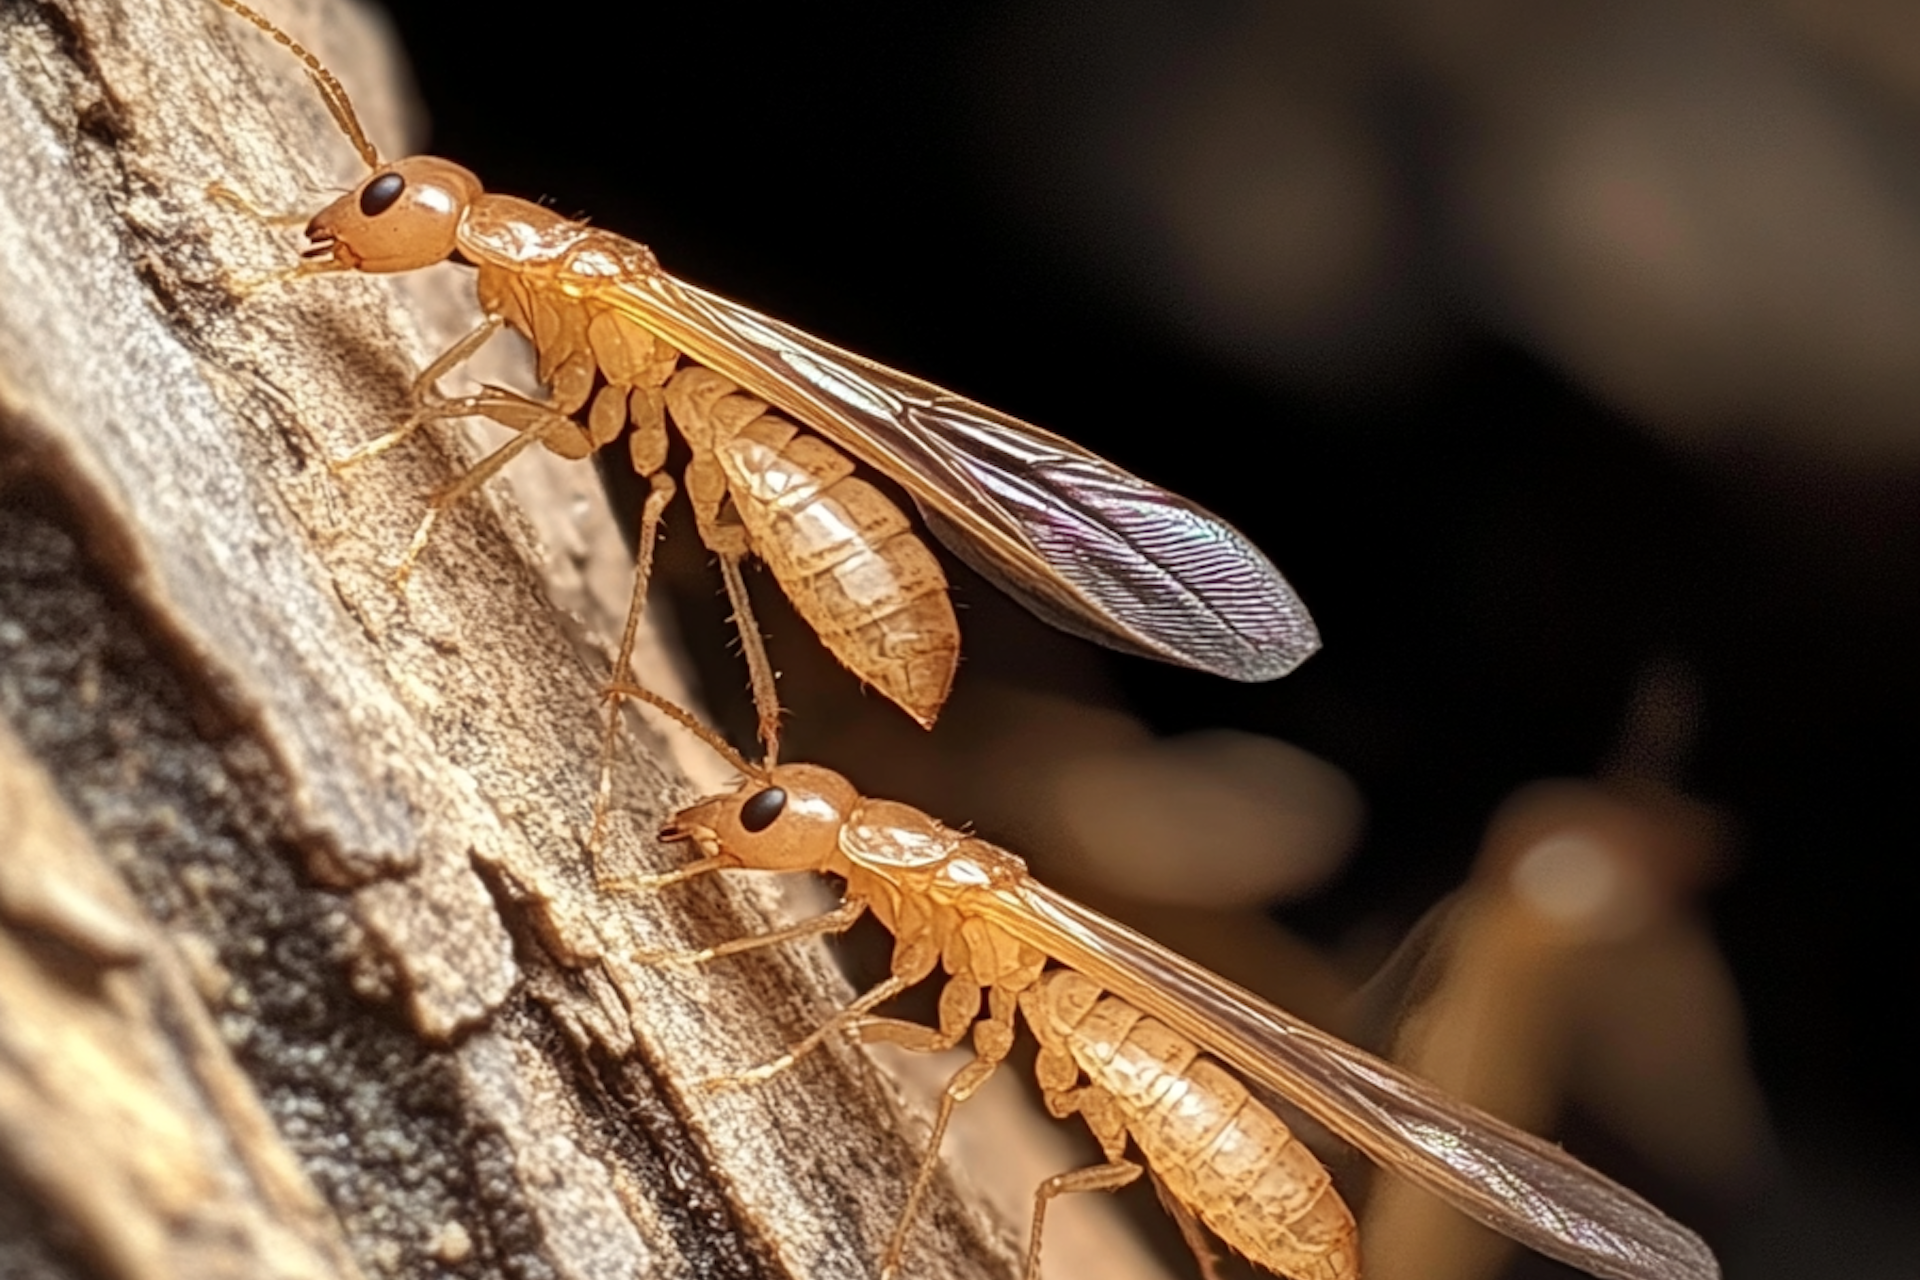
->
985;880;1720;1280
598;272;1319;681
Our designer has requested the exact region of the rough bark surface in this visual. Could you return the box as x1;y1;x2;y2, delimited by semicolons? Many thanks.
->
0;1;1031;1276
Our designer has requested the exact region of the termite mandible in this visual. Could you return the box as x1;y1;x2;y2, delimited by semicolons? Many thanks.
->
614;686;1720;1280
210;0;1319;770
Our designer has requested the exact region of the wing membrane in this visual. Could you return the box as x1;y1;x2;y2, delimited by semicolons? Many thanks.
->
598;272;1319;681
985;880;1720;1280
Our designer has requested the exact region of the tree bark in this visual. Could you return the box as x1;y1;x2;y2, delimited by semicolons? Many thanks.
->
0;1;1054;1276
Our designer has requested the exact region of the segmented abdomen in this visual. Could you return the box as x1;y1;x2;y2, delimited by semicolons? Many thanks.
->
669;369;959;727
472;248;957;725
1063;987;1360;1280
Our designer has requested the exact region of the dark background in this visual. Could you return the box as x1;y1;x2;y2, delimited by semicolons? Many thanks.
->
355;1;1917;1274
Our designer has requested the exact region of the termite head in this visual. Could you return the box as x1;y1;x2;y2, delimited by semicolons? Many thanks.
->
304;157;484;273
661;764;860;874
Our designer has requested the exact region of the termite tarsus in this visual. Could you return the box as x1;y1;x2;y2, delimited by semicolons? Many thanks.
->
211;0;1320;767
618;688;1718;1280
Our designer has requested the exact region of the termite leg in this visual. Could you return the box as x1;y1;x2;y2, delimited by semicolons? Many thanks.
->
1020;1080;1142;1280
205;180;309;227
388;419;555;588
206;181;349;291
1023;1159;1145;1280
852;972;980;1055
597;853;728;897
331;317;506;471
588;470;678;866
204;182;349;293
678;438;783;763
702;928;938;1092
633;894;868;968
715;551;783;764
701;966;915;1094
878;982;1020;1280
1151;1174;1233;1280
374;382;591;587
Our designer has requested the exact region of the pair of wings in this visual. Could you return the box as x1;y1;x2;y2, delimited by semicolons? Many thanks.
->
605;268;1716;1279
596;269;1320;682
989;880;1721;1280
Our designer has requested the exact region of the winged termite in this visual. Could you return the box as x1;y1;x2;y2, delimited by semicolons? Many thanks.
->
610;684;1719;1280
210;0;1320;770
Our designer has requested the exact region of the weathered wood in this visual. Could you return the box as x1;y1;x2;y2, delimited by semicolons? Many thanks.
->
0;720;366;1280
0;0;1056;1276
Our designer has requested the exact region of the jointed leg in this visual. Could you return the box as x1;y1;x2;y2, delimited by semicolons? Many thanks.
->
597;853;730;898
703;965;914;1093
325;316;596;585
388;413;562;586
205;182;350;292
1025;1064;1144;1280
331;316;507;470
206;180;312;228
1152;1174;1233;1280
623;891;880;1089
675;438;783;764
704;927;937;1093
588;470;678;864
854;971;982;1055
631;894;868;969
879;984;1022;1279
716;551;782;764
1024;1159;1145;1280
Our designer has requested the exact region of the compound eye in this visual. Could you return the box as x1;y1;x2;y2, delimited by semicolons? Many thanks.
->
359;171;407;217
738;787;787;834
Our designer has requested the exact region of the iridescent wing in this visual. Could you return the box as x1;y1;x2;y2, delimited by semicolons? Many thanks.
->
598;271;1319;681
986;880;1720;1280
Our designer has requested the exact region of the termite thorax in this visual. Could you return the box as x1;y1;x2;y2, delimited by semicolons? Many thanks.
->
455;197;660;281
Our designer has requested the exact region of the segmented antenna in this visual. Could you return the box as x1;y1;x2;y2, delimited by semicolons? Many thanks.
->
214;0;380;170
604;682;763;779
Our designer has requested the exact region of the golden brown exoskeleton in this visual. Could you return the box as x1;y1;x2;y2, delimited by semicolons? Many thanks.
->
664;367;958;730
211;0;1320;766
1023;970;1358;1280
614;690;1718;1280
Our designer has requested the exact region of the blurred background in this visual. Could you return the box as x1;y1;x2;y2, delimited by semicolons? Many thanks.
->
356;0;1916;1275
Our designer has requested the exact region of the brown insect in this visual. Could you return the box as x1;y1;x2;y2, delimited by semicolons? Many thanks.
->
212;0;1320;765
617;688;1720;1280
1023;969;1358;1280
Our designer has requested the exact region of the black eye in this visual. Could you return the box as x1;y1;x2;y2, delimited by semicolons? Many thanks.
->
359;172;406;217
739;787;787;833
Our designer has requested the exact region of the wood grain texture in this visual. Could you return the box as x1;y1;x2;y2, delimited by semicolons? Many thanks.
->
0;1;1033;1276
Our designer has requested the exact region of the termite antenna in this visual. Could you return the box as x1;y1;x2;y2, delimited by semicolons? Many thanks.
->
604;682;763;780
214;0;381;170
